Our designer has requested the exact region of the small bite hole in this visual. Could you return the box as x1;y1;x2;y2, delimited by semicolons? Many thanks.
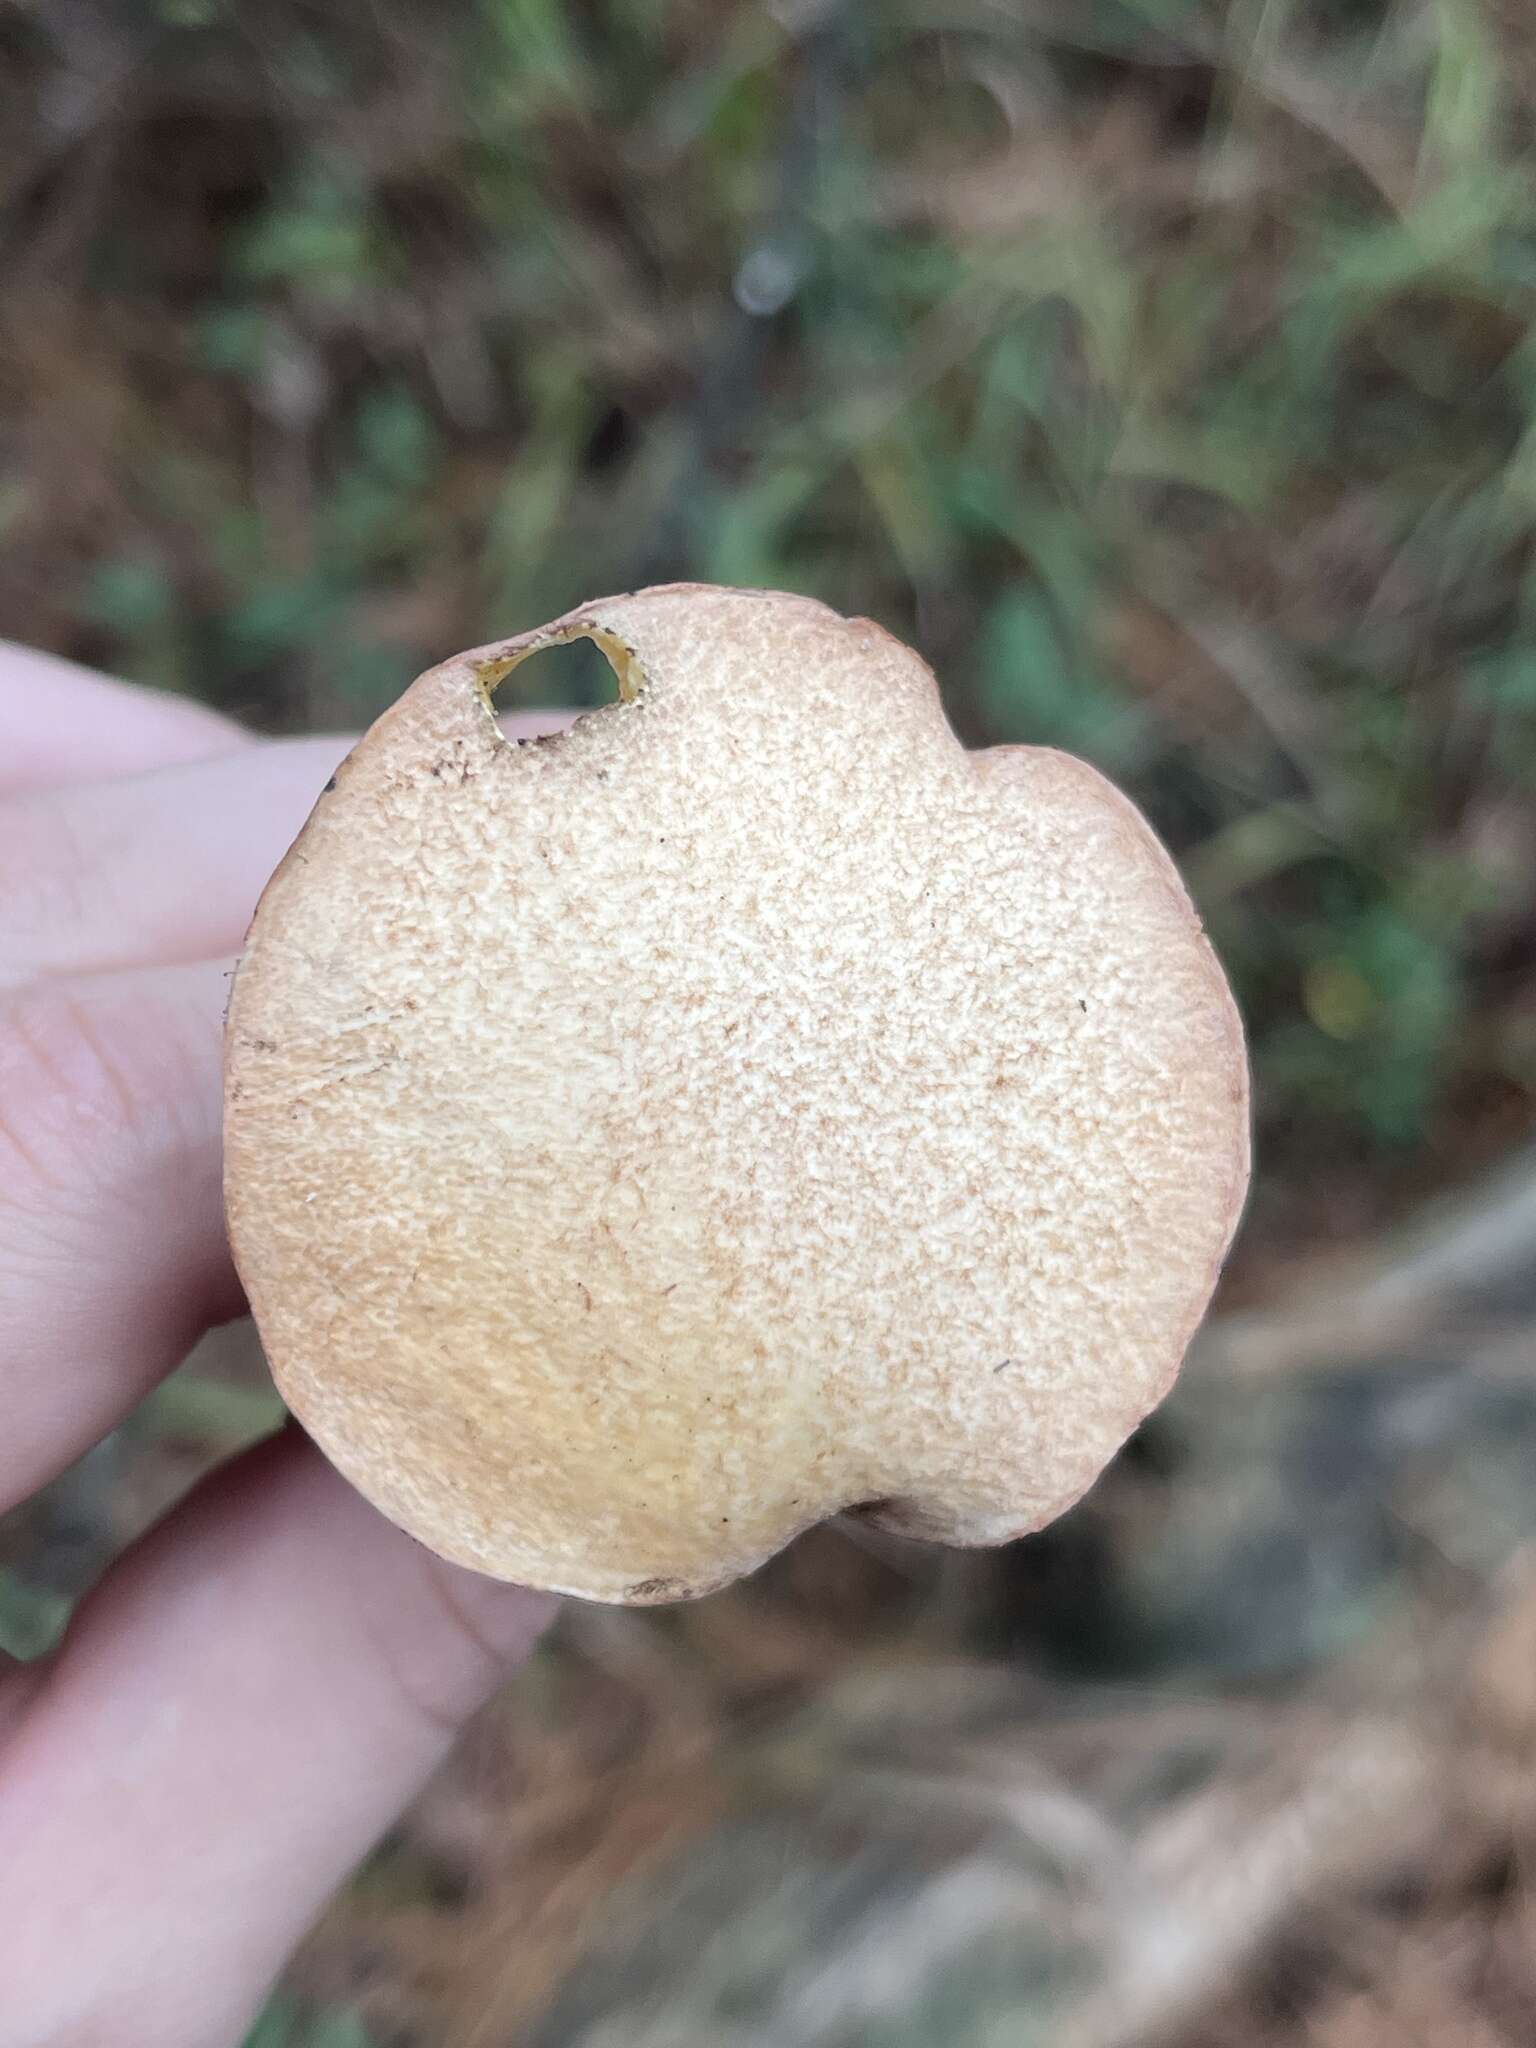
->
478;626;644;741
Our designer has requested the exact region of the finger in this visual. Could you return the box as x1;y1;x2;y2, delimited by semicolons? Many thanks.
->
0;1429;556;2048
3;713;574;986
0;641;248;796
3;736;353;987
0;958;238;1510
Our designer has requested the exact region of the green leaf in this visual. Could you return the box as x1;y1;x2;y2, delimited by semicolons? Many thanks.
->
84;557;175;637
0;1569;70;1662
243;1995;377;2048
242;1998;296;2048
1423;0;1502;175
196;306;270;377
353;387;439;490
137;1372;286;1452
977;588;1145;765
235;166;390;299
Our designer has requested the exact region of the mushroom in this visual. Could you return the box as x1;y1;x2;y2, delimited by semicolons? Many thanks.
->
224;584;1249;1603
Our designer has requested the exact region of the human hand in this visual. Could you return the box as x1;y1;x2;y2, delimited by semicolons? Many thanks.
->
0;644;561;2047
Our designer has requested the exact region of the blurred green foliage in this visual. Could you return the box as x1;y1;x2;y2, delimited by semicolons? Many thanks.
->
243;1994;377;2048
0;1568;70;1661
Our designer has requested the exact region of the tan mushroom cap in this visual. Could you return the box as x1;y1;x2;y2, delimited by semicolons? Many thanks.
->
224;584;1249;1603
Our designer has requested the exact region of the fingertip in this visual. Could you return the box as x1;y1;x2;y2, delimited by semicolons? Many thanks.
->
0;1429;557;2048
0;642;249;795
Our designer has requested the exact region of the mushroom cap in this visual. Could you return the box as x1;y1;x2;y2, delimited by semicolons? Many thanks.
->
224;585;1249;1602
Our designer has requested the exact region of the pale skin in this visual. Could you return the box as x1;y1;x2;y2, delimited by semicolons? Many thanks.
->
0;644;567;2046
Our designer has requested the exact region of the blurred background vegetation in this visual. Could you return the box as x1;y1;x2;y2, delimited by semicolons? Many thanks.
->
3;0;1536;2042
